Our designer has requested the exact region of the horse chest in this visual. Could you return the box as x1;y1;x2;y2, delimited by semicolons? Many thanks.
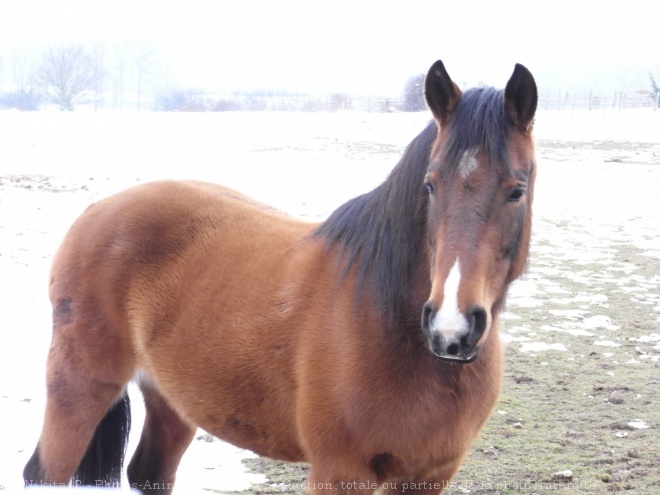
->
339;353;501;471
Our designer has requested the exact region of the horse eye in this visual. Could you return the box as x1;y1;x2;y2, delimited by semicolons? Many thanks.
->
509;188;525;202
425;181;435;194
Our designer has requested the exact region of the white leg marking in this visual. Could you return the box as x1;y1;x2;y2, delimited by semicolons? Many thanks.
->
431;260;469;341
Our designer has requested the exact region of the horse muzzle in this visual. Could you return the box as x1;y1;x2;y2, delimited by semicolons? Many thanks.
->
421;302;488;363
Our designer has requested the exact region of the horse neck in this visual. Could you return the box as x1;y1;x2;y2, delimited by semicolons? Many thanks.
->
314;123;437;332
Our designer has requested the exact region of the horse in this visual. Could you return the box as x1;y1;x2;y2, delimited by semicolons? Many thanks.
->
23;60;537;494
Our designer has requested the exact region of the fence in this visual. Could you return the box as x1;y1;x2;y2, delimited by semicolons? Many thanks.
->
539;90;659;112
3;85;658;114
182;91;660;114
152;91;406;113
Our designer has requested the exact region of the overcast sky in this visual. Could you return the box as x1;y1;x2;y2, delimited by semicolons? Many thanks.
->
0;0;658;96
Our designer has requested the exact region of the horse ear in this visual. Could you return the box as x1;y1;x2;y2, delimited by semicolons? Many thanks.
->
504;63;538;131
425;60;462;125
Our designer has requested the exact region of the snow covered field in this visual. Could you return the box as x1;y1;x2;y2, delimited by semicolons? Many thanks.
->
1;108;659;493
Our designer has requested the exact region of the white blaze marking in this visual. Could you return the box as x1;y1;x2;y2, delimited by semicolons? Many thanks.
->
431;260;469;341
459;148;479;179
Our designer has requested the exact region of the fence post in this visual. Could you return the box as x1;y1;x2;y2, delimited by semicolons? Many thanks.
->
557;89;561;111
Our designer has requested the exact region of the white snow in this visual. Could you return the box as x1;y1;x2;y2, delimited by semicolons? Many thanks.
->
593;340;622;348
582;315;619;331
519;342;568;353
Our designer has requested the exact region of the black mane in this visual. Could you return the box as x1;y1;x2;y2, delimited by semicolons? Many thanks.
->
313;86;509;328
312;122;435;327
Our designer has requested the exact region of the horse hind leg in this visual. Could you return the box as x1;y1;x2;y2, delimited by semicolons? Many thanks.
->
23;297;135;488
23;367;132;488
127;380;196;495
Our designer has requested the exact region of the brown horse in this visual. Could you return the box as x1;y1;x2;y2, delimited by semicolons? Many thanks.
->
23;60;537;494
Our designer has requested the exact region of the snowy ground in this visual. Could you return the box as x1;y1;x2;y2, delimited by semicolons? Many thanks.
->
1;108;659;493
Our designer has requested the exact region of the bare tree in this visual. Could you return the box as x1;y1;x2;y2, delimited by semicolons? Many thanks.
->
402;73;426;112
89;43;106;110
35;44;105;111
0;47;41;110
109;44;129;110
650;72;660;107
13;48;34;93
104;42;165;110
131;43;161;111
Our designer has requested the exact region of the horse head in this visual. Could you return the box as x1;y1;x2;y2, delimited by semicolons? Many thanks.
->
421;60;537;363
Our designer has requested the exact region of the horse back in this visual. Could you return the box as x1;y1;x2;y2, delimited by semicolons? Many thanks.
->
51;179;310;302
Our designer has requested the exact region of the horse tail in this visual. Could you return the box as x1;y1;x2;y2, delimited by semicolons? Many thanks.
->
73;391;132;487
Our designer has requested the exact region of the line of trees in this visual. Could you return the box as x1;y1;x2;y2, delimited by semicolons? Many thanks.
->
4;44;657;112
0;42;165;111
0;42;427;112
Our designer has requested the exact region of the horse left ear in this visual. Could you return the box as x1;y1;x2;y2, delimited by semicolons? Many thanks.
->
504;64;537;131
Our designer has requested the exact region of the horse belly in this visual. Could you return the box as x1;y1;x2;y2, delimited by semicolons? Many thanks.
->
130;293;306;461
130;262;308;463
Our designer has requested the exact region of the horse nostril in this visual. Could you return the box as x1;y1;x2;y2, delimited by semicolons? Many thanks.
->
421;301;434;333
468;306;488;340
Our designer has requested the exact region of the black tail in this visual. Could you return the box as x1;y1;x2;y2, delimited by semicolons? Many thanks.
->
73;391;131;487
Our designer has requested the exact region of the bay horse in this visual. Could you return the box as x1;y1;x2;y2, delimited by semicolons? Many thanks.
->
24;60;537;494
